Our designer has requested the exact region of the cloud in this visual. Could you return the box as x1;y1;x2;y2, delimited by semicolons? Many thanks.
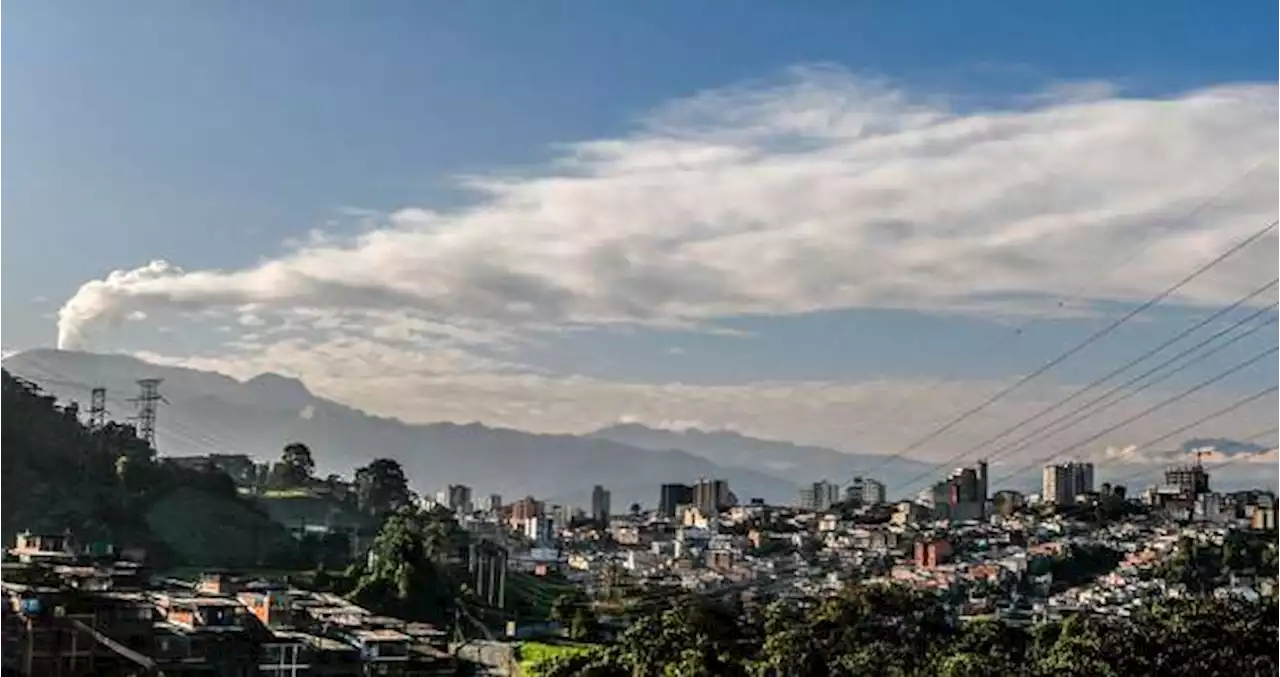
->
133;333;1274;463
238;313;266;327
1100;438;1279;465
55;67;1277;349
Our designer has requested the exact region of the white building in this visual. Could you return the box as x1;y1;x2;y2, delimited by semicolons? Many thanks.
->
523;515;557;544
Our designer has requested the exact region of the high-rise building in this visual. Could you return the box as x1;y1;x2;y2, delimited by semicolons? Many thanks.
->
1165;463;1209;497
798;480;840;511
482;494;503;514
1042;462;1094;504
693;478;730;515
523;515;557;544
591;484;612;522
860;478;887;506
510;496;544;523
1043;464;1070;505
845;476;886;506
446;484;473;514
659;483;694;518
977;459;989;504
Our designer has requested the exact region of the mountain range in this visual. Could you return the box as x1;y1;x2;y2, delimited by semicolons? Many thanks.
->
3;349;874;508
5;349;1272;506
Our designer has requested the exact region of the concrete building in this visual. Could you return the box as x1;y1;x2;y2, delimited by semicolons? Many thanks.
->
798;480;841;511
591;485;612;523
659;483;694;518
523;515;557;545
914;538;952;568
692;479;731;515
1165;463;1210;497
844;476;886;506
444;484;473;515
1043;462;1094;505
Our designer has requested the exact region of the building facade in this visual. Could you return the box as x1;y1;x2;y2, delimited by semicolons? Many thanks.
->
590;485;612;522
659;484;694;518
1042;461;1095;505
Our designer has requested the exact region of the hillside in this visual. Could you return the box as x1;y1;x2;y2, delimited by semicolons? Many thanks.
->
0;368;298;566
2;349;797;507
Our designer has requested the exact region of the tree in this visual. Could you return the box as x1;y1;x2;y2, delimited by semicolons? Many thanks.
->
274;442;315;488
354;458;412;516
350;508;463;623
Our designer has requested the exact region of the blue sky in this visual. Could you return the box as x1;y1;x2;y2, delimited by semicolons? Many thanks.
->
3;1;1276;460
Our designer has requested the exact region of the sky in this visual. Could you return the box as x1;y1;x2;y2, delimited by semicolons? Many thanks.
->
3;1;1278;467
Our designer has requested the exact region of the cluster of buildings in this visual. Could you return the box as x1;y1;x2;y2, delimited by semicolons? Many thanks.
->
2;533;453;676
916;461;989;522
796;476;886;511
1041;461;1095;505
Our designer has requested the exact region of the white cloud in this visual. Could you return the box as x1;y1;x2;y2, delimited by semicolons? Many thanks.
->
134;334;1274;464
55;68;1276;350
47;67;1279;460
125;310;148;321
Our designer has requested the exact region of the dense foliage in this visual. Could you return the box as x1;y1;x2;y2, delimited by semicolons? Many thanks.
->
1;370;297;567
1159;532;1278;593
529;585;1278;677
348;506;469;623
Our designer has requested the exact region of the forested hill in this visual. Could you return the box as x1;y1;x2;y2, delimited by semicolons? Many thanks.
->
1;369;296;567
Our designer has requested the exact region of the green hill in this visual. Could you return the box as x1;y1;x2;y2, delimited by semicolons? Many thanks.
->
1;369;299;568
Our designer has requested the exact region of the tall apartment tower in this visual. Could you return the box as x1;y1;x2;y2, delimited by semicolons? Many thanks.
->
659;483;694;518
693;478;730;515
591;484;612;522
1042;462;1094;504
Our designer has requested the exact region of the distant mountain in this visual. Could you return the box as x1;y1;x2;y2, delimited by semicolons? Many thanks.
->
2;349;796;508
589;422;935;494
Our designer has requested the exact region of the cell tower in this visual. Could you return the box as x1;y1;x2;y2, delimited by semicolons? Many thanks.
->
89;387;108;429
130;378;165;450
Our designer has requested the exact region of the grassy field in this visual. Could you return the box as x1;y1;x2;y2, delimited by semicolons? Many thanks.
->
517;640;594;676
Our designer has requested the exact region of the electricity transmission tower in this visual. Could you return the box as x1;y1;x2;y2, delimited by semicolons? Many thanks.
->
89;387;108;429
130;379;165;450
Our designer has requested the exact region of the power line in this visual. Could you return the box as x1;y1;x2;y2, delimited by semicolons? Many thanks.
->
1111;414;1280;488
866;217;1278;480
926;279;1277;465
987;345;1277;488
974;308;1276;468
850;158;1276;452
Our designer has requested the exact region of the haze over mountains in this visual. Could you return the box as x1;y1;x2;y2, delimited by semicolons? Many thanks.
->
4;348;1272;505
3;349;809;507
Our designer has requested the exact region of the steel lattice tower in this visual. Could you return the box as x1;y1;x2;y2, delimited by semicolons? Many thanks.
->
89;387;108;429
130;379;164;450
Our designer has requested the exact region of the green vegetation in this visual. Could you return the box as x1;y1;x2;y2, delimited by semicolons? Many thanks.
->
1;370;298;568
505;570;584;620
1159;532;1279;593
525;584;1277;676
347;506;469;624
353;457;413;516
518;641;594;677
145;486;298;567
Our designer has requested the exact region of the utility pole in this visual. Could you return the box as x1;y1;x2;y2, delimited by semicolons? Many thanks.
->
129;379;164;451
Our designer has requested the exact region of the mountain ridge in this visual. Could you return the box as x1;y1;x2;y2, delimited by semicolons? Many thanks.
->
1;349;797;507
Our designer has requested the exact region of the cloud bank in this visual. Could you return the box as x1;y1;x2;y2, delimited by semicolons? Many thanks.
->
57;67;1277;349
